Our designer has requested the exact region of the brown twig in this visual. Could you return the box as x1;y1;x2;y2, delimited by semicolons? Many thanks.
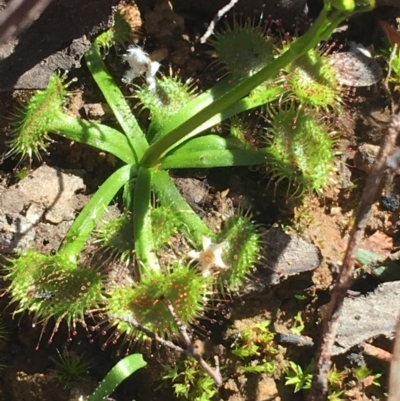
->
0;0;54;45
361;342;392;363
200;0;239;44
164;298;223;386
388;316;400;401
309;112;400;401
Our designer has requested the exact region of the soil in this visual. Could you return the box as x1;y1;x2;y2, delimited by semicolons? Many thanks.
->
0;1;400;401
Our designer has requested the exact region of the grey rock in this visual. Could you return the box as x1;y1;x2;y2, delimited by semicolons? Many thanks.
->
333;281;400;354
0;165;86;253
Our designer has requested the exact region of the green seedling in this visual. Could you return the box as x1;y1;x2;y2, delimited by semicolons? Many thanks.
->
50;349;94;388
328;364;348;388
284;360;314;393
238;360;276;375
160;358;218;401
12;166;30;181
231;320;278;375
231;320;277;358
327;364;348;400
328;389;345;401
285;360;356;398
290;312;305;335
353;366;382;387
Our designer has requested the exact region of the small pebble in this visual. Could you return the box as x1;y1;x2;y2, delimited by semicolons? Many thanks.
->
380;195;400;212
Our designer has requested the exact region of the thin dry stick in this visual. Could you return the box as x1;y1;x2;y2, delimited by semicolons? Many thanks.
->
388;316;400;401
164;298;223;386
0;0;54;45
200;0;239;44
310;112;400;401
360;342;392;363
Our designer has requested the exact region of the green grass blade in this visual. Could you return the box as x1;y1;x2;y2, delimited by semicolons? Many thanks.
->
88;354;147;401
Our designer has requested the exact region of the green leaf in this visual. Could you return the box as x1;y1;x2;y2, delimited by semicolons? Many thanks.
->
88;354;147;401
133;166;160;272
85;45;148;161
61;164;134;258
161;146;268;169
152;170;211;244
55;113;136;164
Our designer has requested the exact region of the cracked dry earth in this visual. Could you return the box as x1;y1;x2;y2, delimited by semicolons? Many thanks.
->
0;0;400;400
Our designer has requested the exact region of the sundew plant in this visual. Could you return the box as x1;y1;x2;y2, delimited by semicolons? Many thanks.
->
3;0;376;390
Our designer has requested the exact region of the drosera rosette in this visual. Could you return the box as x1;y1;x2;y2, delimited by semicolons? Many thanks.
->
151;206;181;250
89;205;183;271
208;16;283;107
102;261;214;344
7;72;135;166
93;3;142;54
3;249;104;342
264;104;337;196
228;116;256;149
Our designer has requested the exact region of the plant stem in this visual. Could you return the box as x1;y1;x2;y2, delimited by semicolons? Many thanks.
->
133;166;160;272
149;85;283;146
